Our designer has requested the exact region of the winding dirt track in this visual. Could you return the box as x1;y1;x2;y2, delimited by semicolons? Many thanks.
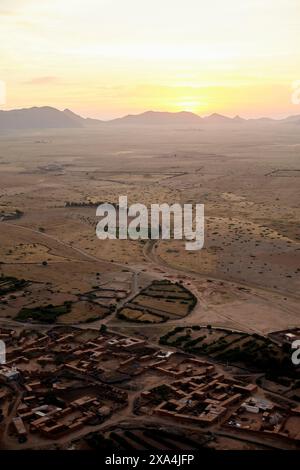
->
2;221;137;273
2;221;299;334
143;239;300;301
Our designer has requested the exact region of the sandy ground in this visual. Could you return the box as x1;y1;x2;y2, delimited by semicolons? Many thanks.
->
0;123;299;331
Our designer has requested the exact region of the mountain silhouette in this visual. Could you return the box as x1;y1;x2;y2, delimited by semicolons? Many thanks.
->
0;106;299;129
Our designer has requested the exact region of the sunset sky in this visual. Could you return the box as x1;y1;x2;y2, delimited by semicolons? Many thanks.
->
1;0;300;119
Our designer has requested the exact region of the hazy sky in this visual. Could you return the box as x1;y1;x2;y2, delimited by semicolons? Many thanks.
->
1;0;300;118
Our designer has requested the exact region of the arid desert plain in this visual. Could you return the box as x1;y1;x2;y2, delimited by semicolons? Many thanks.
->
0;120;299;450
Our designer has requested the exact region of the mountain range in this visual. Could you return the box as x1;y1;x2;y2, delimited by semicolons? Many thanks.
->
0;106;299;129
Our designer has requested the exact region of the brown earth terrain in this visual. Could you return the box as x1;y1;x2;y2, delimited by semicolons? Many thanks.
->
0;122;299;450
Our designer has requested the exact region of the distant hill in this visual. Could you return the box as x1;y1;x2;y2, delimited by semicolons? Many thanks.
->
1;106;300;129
202;113;233;123
109;111;274;126
108;110;202;125
248;116;275;123
282;114;300;122
281;114;300;125
0;106;84;129
232;115;246;123
63;108;103;126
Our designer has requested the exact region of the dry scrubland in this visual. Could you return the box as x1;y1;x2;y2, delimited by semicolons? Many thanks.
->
0;123;299;332
0;122;300;452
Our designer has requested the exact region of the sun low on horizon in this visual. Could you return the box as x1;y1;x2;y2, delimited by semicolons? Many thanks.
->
1;0;300;119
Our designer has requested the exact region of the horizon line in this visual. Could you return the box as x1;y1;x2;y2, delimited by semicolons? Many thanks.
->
1;105;300;122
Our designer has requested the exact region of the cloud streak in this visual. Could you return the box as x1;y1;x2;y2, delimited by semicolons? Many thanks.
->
24;76;60;85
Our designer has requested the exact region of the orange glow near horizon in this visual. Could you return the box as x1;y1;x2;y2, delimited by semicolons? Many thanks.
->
1;0;300;119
